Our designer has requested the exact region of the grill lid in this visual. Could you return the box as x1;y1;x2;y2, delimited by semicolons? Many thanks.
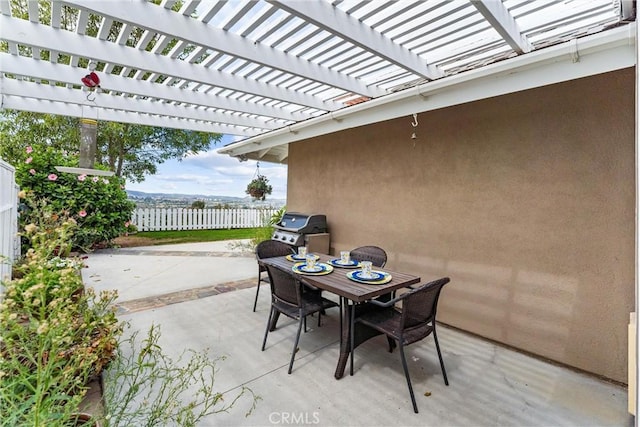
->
275;212;327;234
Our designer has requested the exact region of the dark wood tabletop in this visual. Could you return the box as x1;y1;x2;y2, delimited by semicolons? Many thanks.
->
261;253;420;303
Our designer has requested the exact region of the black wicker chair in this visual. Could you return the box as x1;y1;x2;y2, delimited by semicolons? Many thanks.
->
261;263;339;374
253;240;295;312
351;277;450;413
349;245;387;268
350;245;390;305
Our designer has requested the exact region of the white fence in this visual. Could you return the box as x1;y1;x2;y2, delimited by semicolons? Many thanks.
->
0;159;19;282
130;207;278;231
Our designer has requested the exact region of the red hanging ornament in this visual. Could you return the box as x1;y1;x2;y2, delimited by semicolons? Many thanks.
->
81;72;100;88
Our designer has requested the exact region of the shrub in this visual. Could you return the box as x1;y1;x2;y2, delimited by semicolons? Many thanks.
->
14;146;135;252
0;211;122;426
190;200;205;209
250;206;286;248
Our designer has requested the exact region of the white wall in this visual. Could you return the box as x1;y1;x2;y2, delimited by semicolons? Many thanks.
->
0;159;18;284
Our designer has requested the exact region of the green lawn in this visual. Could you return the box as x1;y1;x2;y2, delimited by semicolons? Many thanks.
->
134;228;264;244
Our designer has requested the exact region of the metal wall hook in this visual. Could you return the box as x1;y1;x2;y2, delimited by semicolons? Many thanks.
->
411;113;418;127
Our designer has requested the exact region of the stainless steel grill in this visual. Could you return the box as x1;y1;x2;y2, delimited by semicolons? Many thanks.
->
272;212;329;253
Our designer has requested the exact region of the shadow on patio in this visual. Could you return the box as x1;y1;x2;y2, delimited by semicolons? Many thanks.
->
82;240;632;427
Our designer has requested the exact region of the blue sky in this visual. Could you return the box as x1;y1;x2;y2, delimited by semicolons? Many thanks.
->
125;135;288;199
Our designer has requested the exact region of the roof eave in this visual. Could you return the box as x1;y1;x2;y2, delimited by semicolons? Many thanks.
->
218;23;636;164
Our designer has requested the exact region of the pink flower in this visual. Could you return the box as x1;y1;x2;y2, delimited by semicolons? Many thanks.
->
102;179;109;184
78;210;87;218
78;174;87;181
47;174;58;181
92;176;99;183
26;146;33;154
25;157;32;164
29;169;36;175
124;221;130;227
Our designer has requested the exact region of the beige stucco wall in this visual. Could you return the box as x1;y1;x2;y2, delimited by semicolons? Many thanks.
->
286;68;635;383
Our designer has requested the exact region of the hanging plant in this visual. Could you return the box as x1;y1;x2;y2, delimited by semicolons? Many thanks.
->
246;174;272;201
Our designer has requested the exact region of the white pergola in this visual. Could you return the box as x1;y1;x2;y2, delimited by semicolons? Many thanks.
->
0;0;634;164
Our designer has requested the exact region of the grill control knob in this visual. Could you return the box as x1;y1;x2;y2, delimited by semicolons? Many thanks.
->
289;237;294;242
281;236;286;241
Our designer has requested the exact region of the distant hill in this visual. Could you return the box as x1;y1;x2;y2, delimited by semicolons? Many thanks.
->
126;190;285;208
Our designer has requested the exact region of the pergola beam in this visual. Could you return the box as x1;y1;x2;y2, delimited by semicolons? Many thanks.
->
471;0;532;54
269;0;443;80
1;78;277;131
0;15;339;112
63;0;384;98
1;94;260;136
0;52;301;123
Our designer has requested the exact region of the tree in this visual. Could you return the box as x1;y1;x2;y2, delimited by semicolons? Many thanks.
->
1;1;218;182
0;111;79;161
0;110;221;182
191;200;206;209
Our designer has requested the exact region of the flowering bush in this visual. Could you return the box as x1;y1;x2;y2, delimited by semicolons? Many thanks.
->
15;146;135;252
0;211;122;426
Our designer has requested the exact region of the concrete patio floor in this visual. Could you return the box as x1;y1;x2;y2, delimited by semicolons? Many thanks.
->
82;240;633;427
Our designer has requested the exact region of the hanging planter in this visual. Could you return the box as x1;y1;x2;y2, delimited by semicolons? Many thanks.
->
246;175;272;201
246;163;272;201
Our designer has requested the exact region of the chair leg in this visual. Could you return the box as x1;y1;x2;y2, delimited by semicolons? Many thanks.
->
262;306;275;351
432;326;449;386
399;343;419;413
387;337;396;353
252;279;261;312
288;315;304;374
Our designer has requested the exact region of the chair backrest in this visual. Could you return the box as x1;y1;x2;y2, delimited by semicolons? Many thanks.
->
256;240;295;261
264;263;301;307
401;277;450;331
349;246;387;268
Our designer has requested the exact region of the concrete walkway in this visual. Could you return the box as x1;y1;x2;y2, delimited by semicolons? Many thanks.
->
82;240;633;427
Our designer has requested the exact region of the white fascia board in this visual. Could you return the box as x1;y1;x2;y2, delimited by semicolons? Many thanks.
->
219;24;636;159
1;78;278;131
1;94;260;136
64;0;382;98
0;15;337;111
0;52;300;122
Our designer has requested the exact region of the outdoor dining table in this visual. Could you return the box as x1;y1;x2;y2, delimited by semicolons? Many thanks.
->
261;253;420;379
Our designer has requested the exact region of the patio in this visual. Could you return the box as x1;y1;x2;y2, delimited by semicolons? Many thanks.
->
82;240;632;426
1;0;637;403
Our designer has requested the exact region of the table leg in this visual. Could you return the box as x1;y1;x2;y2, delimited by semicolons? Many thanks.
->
334;299;383;379
334;297;351;379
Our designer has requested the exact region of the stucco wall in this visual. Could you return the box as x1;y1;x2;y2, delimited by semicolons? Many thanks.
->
286;68;635;383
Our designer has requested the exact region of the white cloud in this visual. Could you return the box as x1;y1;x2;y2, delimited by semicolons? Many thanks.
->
159;182;178;191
